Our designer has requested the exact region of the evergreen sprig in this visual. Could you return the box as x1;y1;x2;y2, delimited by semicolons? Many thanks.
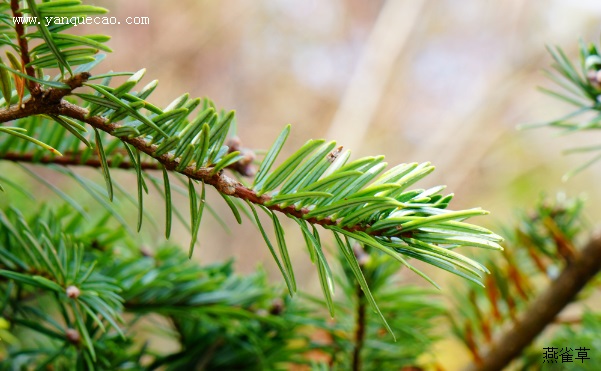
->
0;203;446;369
0;204;297;369
307;245;446;370
450;195;589;367
0;0;502;335
0;205;125;368
526;39;601;178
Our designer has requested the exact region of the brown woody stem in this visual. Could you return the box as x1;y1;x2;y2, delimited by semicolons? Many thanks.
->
352;276;367;371
1;151;160;170
464;232;601;371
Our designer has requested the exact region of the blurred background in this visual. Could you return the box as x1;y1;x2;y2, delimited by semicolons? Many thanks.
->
8;0;601;368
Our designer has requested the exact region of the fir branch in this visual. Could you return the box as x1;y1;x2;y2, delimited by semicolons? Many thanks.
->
527;41;601;177
0;94;379;241
0;75;502;297
0;88;396;236
464;232;601;371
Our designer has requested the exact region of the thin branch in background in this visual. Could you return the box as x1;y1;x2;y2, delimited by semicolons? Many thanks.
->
196;337;225;371
464;232;601;371
2;151;160;171
352;244;369;371
352;282;367;371
1;137;255;176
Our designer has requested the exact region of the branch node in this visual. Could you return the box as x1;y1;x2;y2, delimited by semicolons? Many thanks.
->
216;175;237;195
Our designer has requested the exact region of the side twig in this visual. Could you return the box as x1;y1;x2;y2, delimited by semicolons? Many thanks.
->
352;280;367;371
464;232;601;371
10;0;40;96
352;245;369;371
1;148;254;175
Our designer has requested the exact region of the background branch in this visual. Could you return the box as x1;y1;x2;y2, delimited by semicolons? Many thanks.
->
352;245;369;371
464;232;601;371
2;151;159;170
2;143;254;175
352;282;366;371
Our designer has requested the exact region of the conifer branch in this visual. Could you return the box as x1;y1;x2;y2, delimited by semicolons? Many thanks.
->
0;91;374;235
0;72;503;307
464;232;601;371
0;82;443;238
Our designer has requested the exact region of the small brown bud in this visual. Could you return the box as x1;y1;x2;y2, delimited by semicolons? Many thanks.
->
587;70;601;88
238;150;256;167
140;246;153;257
234;150;257;176
66;285;81;299
327;146;343;163
226;137;242;152
225;137;257;177
269;298;285;315
66;328;80;344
